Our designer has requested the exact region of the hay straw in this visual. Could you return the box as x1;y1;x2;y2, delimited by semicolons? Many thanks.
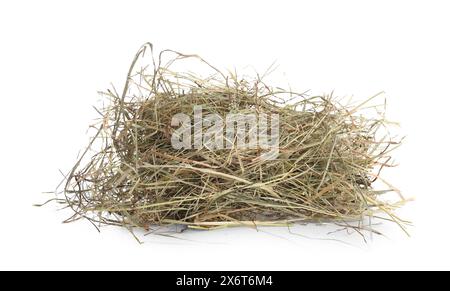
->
57;43;407;237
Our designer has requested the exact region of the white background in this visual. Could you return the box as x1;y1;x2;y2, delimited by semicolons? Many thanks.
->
0;0;449;270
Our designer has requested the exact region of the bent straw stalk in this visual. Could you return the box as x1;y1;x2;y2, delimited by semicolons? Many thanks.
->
58;43;407;236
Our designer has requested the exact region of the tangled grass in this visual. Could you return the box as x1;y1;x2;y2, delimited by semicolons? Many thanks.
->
53;43;407;239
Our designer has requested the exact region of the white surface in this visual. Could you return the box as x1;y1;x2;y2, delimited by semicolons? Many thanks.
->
0;0;449;270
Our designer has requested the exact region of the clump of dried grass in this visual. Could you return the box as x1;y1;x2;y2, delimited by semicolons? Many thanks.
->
57;43;408;237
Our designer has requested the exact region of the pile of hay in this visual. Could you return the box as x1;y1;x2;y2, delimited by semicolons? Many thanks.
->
61;43;407;235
